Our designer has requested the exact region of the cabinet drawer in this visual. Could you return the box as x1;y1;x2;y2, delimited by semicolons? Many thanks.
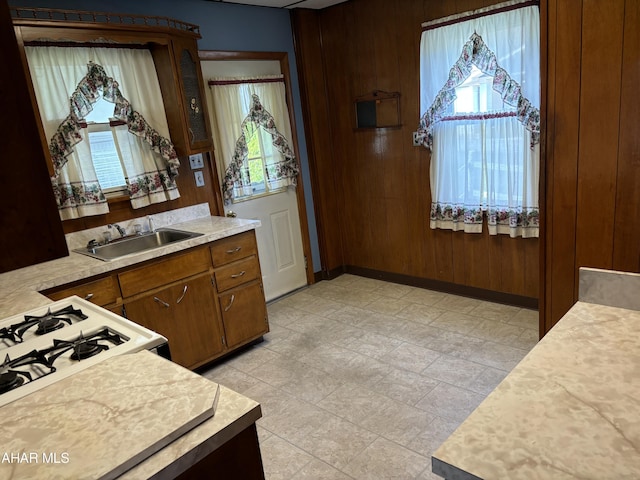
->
119;247;210;298
214;256;260;292
45;275;120;307
210;231;258;267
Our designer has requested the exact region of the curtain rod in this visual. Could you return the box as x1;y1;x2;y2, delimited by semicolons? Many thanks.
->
422;0;539;31
208;77;283;86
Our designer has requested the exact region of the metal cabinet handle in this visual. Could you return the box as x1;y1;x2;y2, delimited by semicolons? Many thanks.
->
153;296;170;308
188;127;195;144
224;294;235;312
231;271;246;279
225;246;242;254
176;285;188;304
84;293;94;301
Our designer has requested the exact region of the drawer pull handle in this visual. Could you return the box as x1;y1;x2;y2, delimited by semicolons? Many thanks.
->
231;271;246;279
176;285;188;304
153;296;170;308
225;246;242;254
224;294;235;312
84;293;94;301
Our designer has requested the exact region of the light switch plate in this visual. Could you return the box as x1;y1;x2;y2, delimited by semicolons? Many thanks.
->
194;170;205;187
189;153;204;169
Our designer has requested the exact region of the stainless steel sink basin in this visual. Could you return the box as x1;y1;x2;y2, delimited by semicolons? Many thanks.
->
73;228;203;261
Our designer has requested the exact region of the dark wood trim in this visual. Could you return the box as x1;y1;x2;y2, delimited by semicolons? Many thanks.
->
314;265;346;282
345;266;539;310
539;0;549;338
198;49;315;286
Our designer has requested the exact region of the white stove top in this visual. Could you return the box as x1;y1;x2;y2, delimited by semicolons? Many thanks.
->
0;296;167;408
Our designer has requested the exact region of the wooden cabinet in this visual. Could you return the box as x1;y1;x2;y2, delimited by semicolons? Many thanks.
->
40;230;268;369
42;275;121;313
152;36;212;157
124;273;224;369
119;247;221;369
211;231;269;349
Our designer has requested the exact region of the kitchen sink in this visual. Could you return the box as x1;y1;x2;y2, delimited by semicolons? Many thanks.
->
73;228;203;261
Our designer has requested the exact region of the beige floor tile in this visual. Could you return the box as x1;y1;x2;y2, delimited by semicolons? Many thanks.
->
376;367;440;406
429;311;484;335
202;275;542;480
469;300;523;322
328;305;376;328
373;282;414;299
506;307;539;329
264;331;323;360
334;330;404;360
343;437;430;480
403;288;447;306
422;330;486;359
260;434;313;480
294;458;354;479
395;303;447;325
225;345;282;374
364;297;411;316
407;415;461;457
421;355;486;388
200;363;260;394
464;366;508;396
415;383;485;422
466;341;530;371
383;342;442;373
468;318;525;345
512;327;540;350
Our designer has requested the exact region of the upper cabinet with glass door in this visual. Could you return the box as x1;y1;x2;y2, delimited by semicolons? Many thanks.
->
152;36;213;156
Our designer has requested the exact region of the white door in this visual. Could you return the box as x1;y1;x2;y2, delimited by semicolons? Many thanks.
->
201;59;307;302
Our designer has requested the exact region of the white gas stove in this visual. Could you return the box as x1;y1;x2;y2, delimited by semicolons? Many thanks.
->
0;296;168;408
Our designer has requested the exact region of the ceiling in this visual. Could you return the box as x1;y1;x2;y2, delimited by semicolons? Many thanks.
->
206;0;348;9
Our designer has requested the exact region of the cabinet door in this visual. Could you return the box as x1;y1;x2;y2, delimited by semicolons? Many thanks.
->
173;37;211;153
219;281;269;349
125;274;224;369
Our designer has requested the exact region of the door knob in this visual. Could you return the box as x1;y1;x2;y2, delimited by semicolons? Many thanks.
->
226;210;237;218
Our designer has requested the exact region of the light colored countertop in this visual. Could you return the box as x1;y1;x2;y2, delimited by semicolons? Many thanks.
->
0;210;259;318
0;350;261;480
432;297;640;479
0;206;262;479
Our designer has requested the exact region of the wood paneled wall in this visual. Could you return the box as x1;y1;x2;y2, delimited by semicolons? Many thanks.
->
292;0;539;303
543;0;640;333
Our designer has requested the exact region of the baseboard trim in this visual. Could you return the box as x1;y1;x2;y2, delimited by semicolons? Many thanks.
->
313;265;346;283
343;265;538;310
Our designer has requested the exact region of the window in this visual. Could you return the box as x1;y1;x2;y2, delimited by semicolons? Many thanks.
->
418;1;540;238
83;97;127;193
239;121;284;199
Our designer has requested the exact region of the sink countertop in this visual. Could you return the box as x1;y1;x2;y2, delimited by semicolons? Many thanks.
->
432;270;640;479
0;214;260;318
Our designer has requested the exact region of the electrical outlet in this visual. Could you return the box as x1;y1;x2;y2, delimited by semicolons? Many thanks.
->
189;153;204;169
412;131;421;147
194;170;205;187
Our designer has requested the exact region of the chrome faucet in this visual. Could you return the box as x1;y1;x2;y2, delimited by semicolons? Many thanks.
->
108;223;126;238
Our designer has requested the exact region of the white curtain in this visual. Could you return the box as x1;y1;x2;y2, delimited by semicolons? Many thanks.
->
207;76;298;204
418;0;540;238
25;46;180;220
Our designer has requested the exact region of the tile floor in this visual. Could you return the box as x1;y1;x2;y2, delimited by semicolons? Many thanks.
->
202;274;539;480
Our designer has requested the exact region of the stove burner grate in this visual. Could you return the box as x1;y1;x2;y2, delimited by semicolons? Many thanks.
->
45;329;124;365
0;352;55;395
0;305;88;344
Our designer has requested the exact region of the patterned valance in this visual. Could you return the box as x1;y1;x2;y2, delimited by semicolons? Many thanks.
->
222;94;299;204
49;61;180;180
416;33;540;150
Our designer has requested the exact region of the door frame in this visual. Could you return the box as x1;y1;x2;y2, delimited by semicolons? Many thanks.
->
199;50;315;287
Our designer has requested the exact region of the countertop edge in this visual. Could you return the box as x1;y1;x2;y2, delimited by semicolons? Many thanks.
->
0;216;260;318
